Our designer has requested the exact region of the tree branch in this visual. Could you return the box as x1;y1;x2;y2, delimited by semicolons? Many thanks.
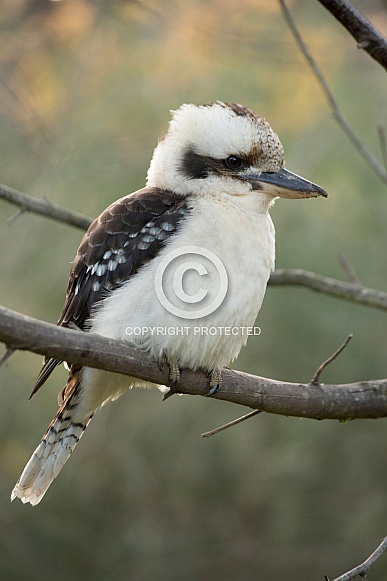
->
337;253;360;285
316;0;387;73
279;0;387;185
327;536;387;581
310;333;352;385
2;183;387;313
201;410;262;438
0;183;92;230
1;304;387;421
269;269;387;312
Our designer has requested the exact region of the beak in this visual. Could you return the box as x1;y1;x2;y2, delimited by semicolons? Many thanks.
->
242;167;327;199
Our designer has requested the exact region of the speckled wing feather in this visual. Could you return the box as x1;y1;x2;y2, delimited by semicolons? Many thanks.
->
32;187;190;396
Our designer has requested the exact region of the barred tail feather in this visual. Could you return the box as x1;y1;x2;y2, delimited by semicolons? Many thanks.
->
11;406;93;506
11;367;93;506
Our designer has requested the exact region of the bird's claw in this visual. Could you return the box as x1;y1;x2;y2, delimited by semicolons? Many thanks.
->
207;368;222;395
159;353;181;401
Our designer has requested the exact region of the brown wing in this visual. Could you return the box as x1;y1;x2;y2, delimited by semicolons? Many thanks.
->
31;187;190;397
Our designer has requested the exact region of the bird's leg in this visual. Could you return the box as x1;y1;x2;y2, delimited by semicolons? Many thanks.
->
207;367;223;395
168;357;181;389
158;351;181;400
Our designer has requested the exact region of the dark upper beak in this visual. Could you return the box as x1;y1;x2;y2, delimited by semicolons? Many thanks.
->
242;167;327;199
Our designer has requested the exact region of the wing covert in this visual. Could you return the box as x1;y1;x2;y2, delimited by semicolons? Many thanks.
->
32;187;190;395
61;187;190;328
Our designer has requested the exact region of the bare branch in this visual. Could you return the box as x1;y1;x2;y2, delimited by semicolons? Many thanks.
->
337;253;360;285
310;333;352;385
0;347;15;367
6;207;27;224
269;269;387;312
1;184;387;312
378;126;387;171
0;183;92;230
328;536;387;581
316;0;387;72
201;410;262;438
1;304;387;421
278;0;387;185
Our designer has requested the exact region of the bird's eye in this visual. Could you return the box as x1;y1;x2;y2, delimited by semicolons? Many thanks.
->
225;156;243;170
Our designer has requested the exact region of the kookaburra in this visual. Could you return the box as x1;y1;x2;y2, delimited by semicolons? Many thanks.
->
11;102;326;505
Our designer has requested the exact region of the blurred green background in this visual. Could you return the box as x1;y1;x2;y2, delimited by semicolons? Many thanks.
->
1;0;387;579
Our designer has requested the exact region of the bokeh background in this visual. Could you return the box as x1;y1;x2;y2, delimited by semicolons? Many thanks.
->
1;0;387;579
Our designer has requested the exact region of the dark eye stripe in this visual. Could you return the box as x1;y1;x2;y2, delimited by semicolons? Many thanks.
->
180;147;249;180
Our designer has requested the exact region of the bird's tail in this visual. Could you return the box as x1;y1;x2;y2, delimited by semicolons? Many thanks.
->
11;372;93;506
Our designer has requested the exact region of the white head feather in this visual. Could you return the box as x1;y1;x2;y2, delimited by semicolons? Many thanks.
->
146;102;284;198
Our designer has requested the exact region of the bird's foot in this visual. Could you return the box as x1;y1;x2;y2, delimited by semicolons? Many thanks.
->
158;352;181;401
207;367;223;395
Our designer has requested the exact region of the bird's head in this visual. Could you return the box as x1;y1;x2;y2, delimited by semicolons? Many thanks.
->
146;102;327;206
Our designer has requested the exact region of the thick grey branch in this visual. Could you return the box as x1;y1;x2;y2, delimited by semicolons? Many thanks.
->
269;269;387;312
1;305;387;421
316;0;387;73
0;183;92;230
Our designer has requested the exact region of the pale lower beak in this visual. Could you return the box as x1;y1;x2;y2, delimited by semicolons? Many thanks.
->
242;167;327;199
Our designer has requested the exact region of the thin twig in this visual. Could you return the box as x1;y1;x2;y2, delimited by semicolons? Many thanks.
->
6;208;27;224
201;410;262;438
0;347;15;367
279;0;387;185
378;126;387;171
0;183;92;230
337;253;360;285
328;536;387;581
310;334;353;385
